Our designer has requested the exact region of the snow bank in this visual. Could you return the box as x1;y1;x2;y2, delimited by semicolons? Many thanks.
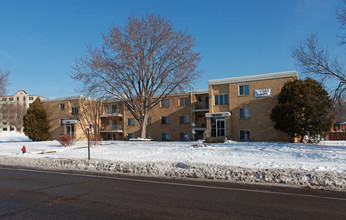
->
0;132;31;142
1;156;345;191
0;132;345;191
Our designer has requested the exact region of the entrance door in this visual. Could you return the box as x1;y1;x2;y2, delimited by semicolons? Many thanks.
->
66;124;75;137
216;119;226;137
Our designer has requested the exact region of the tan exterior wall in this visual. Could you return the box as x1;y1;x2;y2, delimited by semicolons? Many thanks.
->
42;97;87;141
124;94;193;141
42;72;298;142
207;76;296;142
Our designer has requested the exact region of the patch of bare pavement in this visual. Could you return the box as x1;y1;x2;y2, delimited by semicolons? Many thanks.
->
0;166;345;219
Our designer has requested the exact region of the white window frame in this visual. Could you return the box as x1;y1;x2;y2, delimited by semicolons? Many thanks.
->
179;116;189;124
239;85;250;96
60;103;65;110
161;99;170;108
128;118;135;126
179;97;189;106
240;130;251;141
214;93;229;105
240;108;250;119
161;116;170;125
128;133;135;140
72;106;79;115
162;133;171;141
180;132;190;141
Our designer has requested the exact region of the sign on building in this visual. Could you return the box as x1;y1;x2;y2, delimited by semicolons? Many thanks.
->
254;88;271;97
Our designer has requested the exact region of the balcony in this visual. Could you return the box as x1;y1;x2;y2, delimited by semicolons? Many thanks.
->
192;123;206;131
100;109;122;117
100;125;123;132
192;103;209;112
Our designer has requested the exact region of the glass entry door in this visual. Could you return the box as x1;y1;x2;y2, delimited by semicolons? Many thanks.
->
66;124;75;137
216;119;226;137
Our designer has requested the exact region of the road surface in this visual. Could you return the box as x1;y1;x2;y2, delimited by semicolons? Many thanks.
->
0;166;345;219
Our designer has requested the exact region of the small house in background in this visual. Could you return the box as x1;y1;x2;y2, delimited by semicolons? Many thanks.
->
332;122;346;132
328;122;346;140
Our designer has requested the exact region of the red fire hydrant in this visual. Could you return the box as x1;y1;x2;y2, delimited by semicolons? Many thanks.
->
21;146;26;154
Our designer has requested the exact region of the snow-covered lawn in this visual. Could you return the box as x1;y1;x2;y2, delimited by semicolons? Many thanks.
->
0;132;345;173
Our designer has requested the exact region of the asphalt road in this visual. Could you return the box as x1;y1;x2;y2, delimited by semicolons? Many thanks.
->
0;166;345;220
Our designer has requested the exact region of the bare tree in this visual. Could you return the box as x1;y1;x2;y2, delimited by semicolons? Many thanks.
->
11;103;27;132
78;98;103;139
334;101;346;122
72;14;201;138
0;69;10;96
1;102;27;132
292;2;345;107
291;34;345;106
337;0;345;45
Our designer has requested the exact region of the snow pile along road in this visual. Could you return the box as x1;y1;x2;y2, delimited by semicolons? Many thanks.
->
1;156;345;191
0;132;345;190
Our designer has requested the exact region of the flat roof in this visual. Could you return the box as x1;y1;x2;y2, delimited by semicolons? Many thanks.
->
41;95;87;103
208;71;298;86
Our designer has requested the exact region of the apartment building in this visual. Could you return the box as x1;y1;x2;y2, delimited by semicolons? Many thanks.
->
0;90;46;132
41;96;88;141
42;71;298;142
206;71;298;142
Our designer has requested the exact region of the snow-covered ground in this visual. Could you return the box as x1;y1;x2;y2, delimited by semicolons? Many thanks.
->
0;132;345;173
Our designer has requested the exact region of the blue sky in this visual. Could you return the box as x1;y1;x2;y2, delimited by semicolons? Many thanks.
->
0;0;344;98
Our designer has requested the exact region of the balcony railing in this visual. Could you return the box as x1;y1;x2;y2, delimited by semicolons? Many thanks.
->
100;109;122;117
192;123;206;131
192;103;209;111
101;125;123;132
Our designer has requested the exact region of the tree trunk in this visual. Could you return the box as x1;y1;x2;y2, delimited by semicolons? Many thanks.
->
300;134;305;143
140;108;149;139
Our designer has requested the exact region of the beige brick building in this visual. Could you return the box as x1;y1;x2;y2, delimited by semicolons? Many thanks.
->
42;71;298;142
41;96;88;141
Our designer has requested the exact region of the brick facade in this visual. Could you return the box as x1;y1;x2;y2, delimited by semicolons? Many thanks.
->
42;71;298;142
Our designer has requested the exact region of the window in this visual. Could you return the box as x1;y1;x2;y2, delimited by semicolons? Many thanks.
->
16;97;19;101
179;98;189;106
161;117;170;124
161;99;170;108
214;94;229;105
72;107;79;115
239;85;249;96
60;103;65;110
2;98;6;101
61;119;65;126
146;133;152;139
240;108;250;119
198;96;202;102
147;117;151;125
3;128;7;131
107;104;117;114
128;118;135;126
240;130;251;141
180;132;190;141
9;98;13;101
162;133;171;141
29;97;34;101
128;133;135;140
10;127;14;131
23;97;26;101
3;122;7;125
179;116;189;124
